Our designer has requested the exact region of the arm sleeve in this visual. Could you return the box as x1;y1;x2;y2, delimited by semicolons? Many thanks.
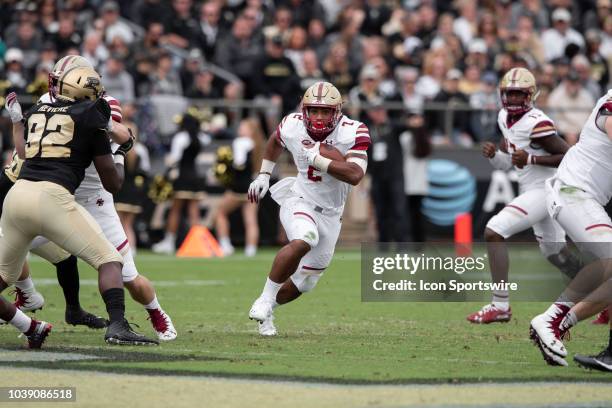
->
103;95;123;123
92;130;112;156
347;123;371;155
488;151;513;171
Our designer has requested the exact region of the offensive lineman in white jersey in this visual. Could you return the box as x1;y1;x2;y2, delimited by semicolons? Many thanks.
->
7;55;176;340
529;89;612;370
467;67;582;324
247;82;370;336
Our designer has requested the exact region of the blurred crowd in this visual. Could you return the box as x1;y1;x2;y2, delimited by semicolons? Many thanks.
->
1;0;611;147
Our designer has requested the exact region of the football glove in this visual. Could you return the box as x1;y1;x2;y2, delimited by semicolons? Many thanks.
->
248;173;270;203
114;134;135;157
4;92;23;123
302;141;321;166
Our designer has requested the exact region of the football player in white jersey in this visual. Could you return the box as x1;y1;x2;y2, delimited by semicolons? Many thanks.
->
529;89;612;369
467;68;582;324
247;82;370;336
7;55;176;341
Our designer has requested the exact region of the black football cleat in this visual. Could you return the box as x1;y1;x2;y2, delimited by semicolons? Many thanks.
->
66;308;109;329
26;320;52;349
105;319;159;346
574;348;612;372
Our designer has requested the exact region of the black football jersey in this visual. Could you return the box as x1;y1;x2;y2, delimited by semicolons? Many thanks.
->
18;98;112;194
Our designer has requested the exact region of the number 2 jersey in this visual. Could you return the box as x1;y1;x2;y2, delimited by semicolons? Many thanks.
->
276;113;370;210
18;98;112;194
498;107;558;192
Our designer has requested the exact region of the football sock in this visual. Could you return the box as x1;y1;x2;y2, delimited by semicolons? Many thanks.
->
55;255;80;309
245;245;257;257
560;311;577;331
262;278;282;301
102;288;125;323
219;237;232;248
15;277;34;292
9;309;32;333
492;291;509;311
144;296;160;310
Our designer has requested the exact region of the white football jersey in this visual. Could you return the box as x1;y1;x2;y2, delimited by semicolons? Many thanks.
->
277;113;370;210
498;108;557;191
556;90;612;205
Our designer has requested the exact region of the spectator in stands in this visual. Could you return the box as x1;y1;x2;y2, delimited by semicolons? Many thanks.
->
583;0;610;30
5;21;41;71
541;8;585;62
322;41;355;97
387;10;425;68
324;6;365;73
263;6;293;43
3;49;28;92
477;12;503;61
297;49;324;92
251;33;301;118
349;64;384;122
214;15;262;97
53;16;82;54
510;0;549;31
279;0;325;29
514;15;546;67
185;67;223;100
459;64;484;96
39;0;58;36
130;0;170;29
152;113;211;254
571;54;601;99
101;1;134;45
146;51;183;96
306;18;327;61
400;114;430;244
453;0;478;48
428;68;471;146
196;0;224;61
548;69;595;145
469;72;499;142
180;48;205;92
535;63;556;109
395;67;424;115
215;118;264;257
584;29;610;93
416;53;449;100
81;31;109;70
361;0;392;37
101;54;135;104
285;26;309;77
165;0;198;49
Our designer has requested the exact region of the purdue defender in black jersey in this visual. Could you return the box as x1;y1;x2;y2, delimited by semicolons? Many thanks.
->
0;67;157;346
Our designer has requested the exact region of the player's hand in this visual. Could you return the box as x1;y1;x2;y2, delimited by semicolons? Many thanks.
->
247;173;270;203
512;149;529;168
4;92;23;123
482;142;496;158
114;134;135;157
303;142;321;166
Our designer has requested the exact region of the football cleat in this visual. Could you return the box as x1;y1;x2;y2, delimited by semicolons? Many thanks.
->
592;309;609;325
147;308;177;341
529;304;570;365
574;348;612;372
65;308;108;329
25;320;52;349
258;315;277;337
13;288;44;312
467;304;512;324
105;319;159;346
249;296;274;323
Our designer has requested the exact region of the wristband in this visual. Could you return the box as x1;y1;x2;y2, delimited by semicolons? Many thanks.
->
113;154;125;166
313;155;332;173
260;159;275;174
527;154;537;165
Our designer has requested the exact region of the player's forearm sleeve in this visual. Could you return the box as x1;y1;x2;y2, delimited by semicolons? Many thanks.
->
488;151;513;171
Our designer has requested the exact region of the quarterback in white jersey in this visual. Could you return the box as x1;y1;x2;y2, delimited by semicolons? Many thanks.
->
247;82;370;336
8;55;176;341
529;90;612;369
467;68;581;324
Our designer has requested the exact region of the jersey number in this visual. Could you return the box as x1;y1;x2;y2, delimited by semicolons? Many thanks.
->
26;114;75;159
307;166;322;182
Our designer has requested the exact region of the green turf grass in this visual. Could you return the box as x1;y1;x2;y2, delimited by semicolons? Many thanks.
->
1;249;611;383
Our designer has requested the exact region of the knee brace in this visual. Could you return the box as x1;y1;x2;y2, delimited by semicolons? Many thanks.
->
547;249;584;280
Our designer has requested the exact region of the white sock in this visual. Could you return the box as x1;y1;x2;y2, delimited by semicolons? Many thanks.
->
245;245;257;257
272;300;279;310
492;291;509;311
560;311;578;331
15;277;34;292
261;278;282;301
144;296;161;310
166;233;176;243
492;301;509;312
219;237;232;248
9;309;32;333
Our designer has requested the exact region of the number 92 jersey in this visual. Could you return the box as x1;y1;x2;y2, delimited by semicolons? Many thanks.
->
18;98;112;194
275;113;370;210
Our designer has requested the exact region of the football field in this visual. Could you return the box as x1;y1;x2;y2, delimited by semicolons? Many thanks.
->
1;248;611;407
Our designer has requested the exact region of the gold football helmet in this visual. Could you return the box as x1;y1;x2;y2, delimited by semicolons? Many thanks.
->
56;66;104;102
301;81;343;139
499;67;539;114
49;55;94;99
